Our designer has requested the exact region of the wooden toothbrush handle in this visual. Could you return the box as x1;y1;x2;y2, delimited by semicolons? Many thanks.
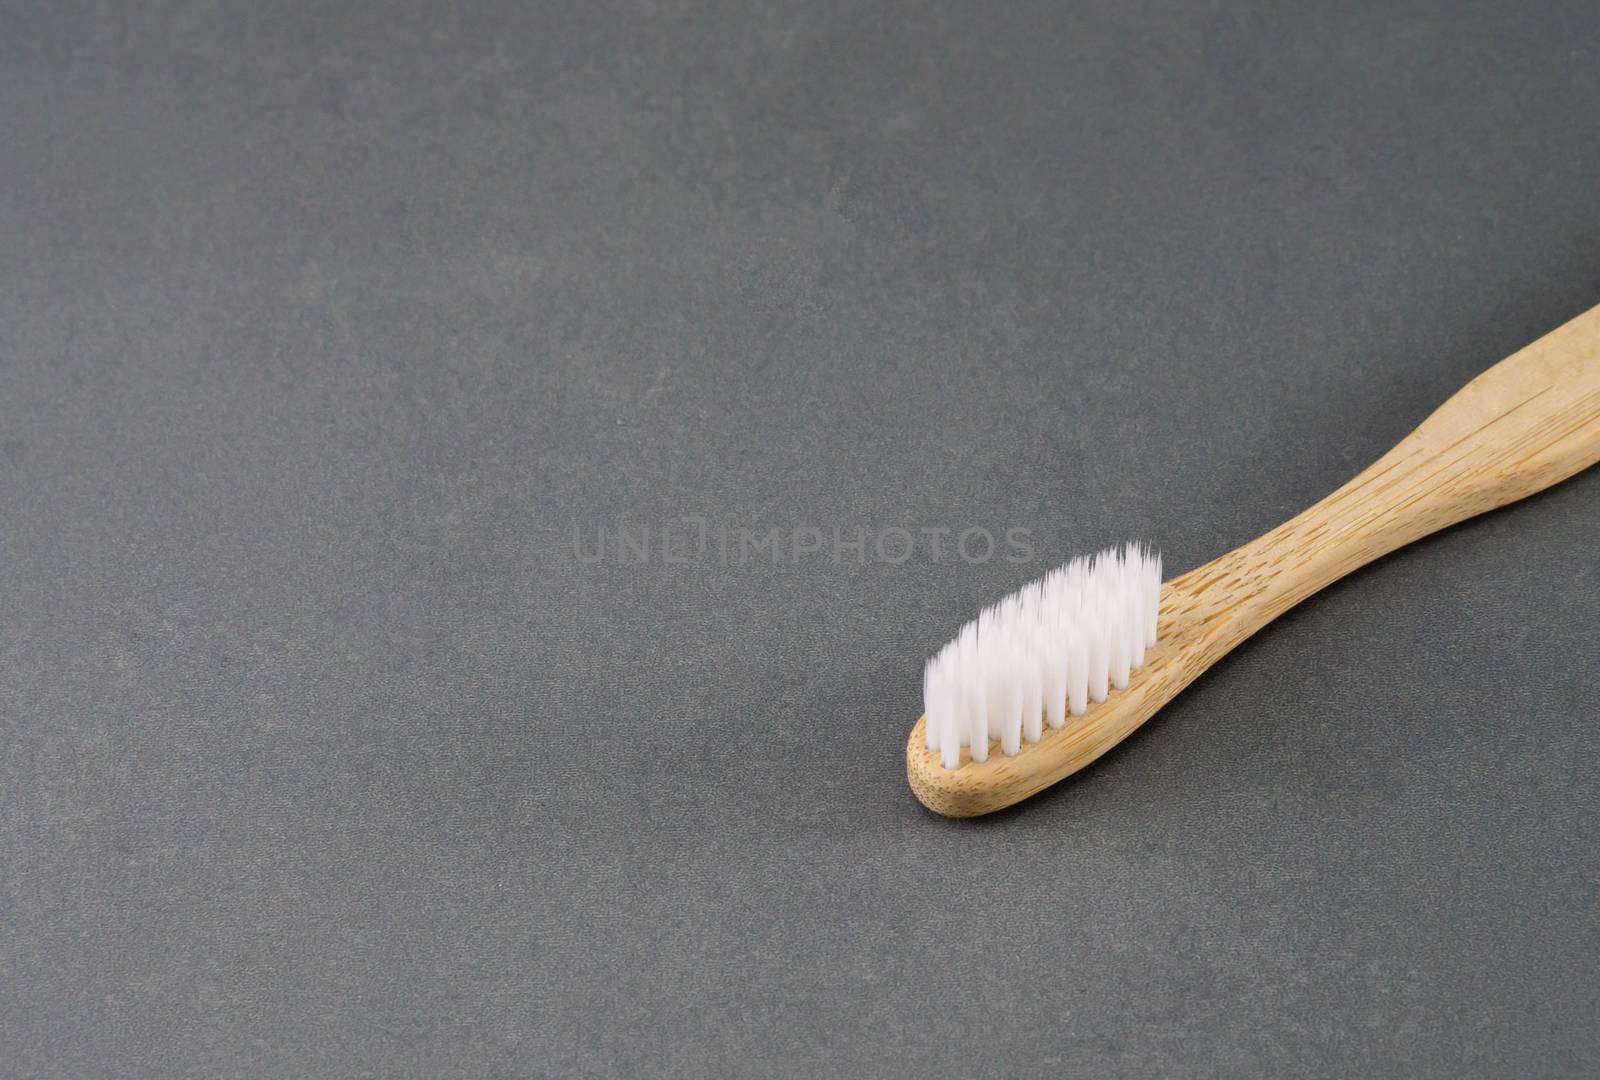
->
1177;302;1600;646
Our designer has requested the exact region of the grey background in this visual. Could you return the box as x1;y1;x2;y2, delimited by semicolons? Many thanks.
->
3;2;1598;1077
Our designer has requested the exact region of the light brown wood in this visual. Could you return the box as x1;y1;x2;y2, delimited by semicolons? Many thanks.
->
908;302;1600;817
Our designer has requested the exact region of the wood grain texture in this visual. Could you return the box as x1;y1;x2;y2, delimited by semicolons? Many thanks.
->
908;302;1600;817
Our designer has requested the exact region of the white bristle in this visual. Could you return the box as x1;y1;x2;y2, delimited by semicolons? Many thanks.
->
1041;625;1067;730
1019;641;1043;745
1065;625;1088;716
920;542;1163;770
1087;616;1109;704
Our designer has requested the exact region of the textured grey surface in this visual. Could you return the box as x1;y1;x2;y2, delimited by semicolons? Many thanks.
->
3;2;1599;1077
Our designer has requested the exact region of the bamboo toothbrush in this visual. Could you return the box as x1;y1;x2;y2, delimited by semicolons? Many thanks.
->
908;302;1600;817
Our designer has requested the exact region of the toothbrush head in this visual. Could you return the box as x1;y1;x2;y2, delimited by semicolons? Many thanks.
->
920;542;1162;772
